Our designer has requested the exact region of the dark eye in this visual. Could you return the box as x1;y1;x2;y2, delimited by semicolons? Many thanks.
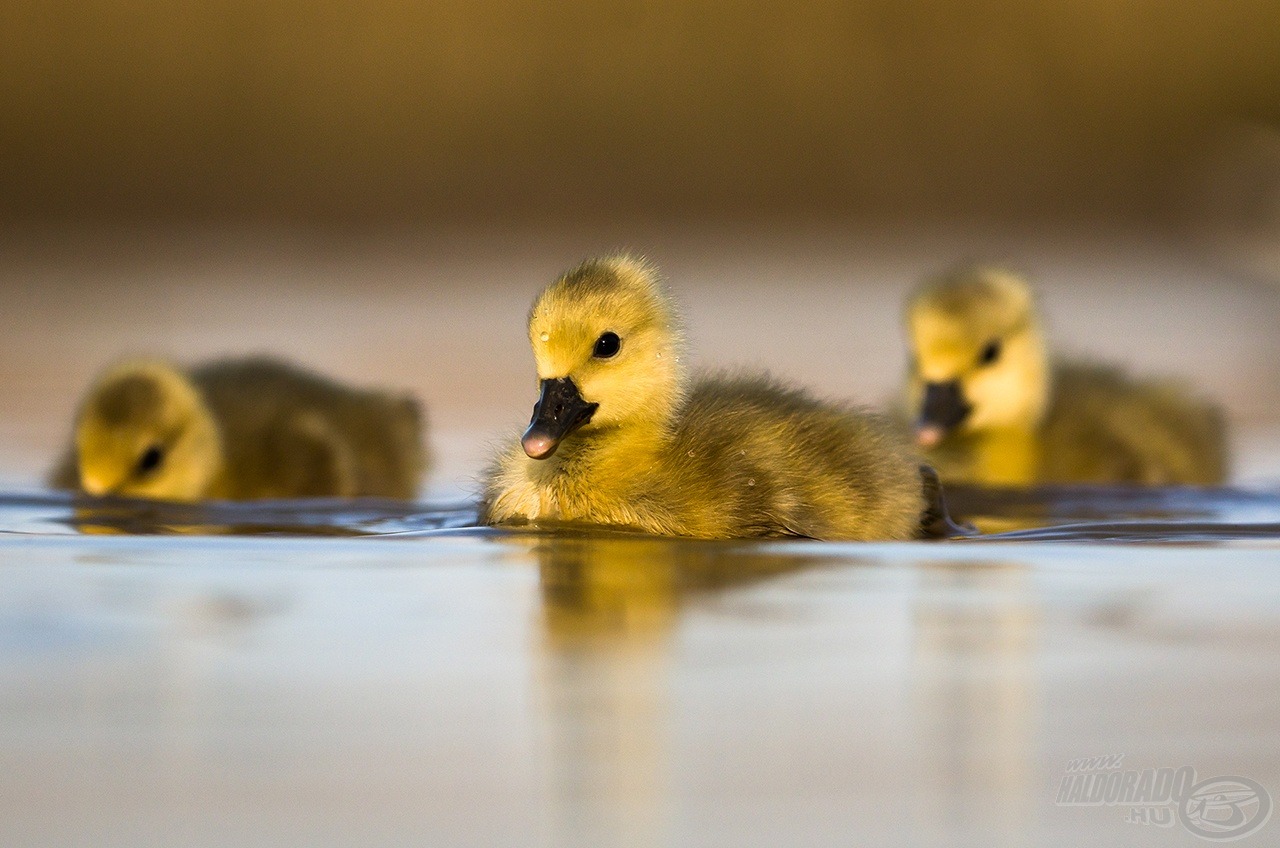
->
136;445;164;475
978;340;1001;366
593;331;621;359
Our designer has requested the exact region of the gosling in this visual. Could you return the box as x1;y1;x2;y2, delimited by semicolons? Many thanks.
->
904;266;1228;486
481;255;941;541
50;357;427;500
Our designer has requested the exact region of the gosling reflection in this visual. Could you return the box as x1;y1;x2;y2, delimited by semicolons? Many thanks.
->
533;534;825;848
538;533;816;642
911;561;1037;845
54;491;458;536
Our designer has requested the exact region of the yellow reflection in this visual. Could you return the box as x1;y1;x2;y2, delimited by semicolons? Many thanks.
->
968;516;1046;534
911;561;1038;843
62;500;370;536
538;537;679;647
536;534;817;644
65;500;233;536
68;516;130;536
530;533;823;846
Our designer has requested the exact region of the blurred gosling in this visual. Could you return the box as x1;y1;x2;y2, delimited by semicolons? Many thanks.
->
903;266;1228;486
50;357;426;500
481;255;938;541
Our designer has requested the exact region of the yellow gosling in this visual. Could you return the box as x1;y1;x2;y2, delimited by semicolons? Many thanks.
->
904;266;1228;486
50;357;426;500
481;255;934;541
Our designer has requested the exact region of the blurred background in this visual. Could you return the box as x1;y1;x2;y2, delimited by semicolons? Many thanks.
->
2;0;1280;493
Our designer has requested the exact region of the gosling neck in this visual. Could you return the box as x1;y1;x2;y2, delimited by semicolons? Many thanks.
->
967;427;1042;486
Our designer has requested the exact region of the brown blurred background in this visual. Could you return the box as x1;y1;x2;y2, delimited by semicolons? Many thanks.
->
2;0;1280;494
2;0;1279;225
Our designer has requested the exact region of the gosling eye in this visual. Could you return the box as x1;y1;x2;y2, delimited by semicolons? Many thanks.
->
136;445;165;476
592;331;621;359
978;339;1001;367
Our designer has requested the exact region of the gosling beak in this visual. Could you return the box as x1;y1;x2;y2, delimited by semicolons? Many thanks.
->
915;380;971;447
521;377;599;460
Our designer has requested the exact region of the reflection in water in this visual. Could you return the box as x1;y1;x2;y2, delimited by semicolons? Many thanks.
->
911;561;1037;845
0;491;480;537
536;533;820;642
5;485;1280;541
59;495;478;537
531;535;826;848
947;483;1280;540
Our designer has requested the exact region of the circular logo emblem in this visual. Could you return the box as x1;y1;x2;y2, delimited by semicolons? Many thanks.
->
1179;776;1272;841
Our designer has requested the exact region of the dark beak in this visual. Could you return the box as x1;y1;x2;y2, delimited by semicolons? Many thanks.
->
915;380;971;447
521;377;599;459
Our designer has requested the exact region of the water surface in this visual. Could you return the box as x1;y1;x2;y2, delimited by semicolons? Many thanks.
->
5;484;1280;543
1;486;1279;845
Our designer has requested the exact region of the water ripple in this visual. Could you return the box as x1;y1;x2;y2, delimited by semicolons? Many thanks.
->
2;485;1280;544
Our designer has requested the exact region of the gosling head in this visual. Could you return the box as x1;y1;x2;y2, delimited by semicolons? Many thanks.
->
905;266;1050;447
72;360;223;500
521;255;686;459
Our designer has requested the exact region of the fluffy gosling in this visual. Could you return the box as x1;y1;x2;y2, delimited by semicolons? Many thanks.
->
904;266;1228;486
50;357;426;500
481;255;938;541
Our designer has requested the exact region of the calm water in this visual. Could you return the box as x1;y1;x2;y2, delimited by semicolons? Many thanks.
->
1;488;1279;847
4;484;1280;542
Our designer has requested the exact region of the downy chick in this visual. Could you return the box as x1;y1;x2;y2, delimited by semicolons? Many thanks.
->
482;255;941;541
50;357;426;500
904;266;1228;486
